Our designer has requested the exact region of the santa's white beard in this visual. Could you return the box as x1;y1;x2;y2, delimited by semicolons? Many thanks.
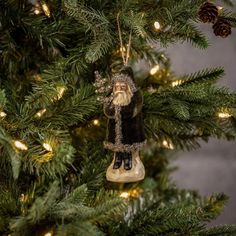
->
112;91;132;106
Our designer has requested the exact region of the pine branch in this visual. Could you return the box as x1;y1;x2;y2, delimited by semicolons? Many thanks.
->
220;10;236;27
64;0;114;63
111;192;228;236
10;181;59;234
77;142;110;191
220;0;234;7
199;225;236;236
57;221;104;236
26;143;76;179
0;126;21;179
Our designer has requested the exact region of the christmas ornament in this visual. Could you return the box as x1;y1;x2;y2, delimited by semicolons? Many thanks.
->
102;66;146;183
213;18;232;38
198;2;219;23
94;13;146;183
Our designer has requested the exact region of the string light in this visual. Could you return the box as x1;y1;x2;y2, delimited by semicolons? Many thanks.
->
35;108;47;118
120;46;126;52
150;64;160;75
217;6;223;11
57;86;65;100
171;80;183;87
32;74;42;81
162;140;174;150
43;143;53;152
14;140;28;151
218;112;231;118
42;3;51;17
129;188;143;198
44;233;52;236
33;3;41;15
93;119;100;126
120;188;143;199
34;8;40;15
116;46;126;54
154;21;161;30
120;192;129;199
0;111;6;117
20;193;29;203
147;86;157;94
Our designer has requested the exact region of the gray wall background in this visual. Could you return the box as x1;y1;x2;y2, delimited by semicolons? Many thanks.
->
167;21;236;225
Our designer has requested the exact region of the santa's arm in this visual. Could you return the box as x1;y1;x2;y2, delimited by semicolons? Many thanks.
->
121;91;143;119
103;102;115;119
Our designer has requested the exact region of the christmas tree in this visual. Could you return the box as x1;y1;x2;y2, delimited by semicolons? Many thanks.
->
1;0;236;235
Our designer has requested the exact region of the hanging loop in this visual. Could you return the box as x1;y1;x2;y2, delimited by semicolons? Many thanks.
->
116;12;132;66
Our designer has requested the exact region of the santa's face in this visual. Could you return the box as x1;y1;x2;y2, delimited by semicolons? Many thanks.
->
114;82;128;93
113;81;132;106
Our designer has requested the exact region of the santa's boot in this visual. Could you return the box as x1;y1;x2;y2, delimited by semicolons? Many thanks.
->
123;152;132;170
113;152;123;169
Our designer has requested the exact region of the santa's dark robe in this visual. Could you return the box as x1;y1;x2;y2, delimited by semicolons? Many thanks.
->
103;90;146;153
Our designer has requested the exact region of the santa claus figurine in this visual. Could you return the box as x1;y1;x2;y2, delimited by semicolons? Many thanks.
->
103;66;146;183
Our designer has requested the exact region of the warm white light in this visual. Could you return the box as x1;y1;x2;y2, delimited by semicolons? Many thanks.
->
0;111;6;117
171;80;182;87
120;192;129;199
148;86;157;94
162;140;174;150
120;46;126;52
34;9;40;14
154;21;161;30
42;3;51;17
14;141;28;151
93;119;100;126
44;233;52;236
150;64;160;75
217;6;223;11
57;86;65;100
218;112;231;118
43;143;53;152
35;108;47;118
32;74;42;81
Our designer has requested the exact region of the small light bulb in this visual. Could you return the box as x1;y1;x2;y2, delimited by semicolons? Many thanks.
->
162;140;174;150
57;87;65;100
0;111;6;117
120;46;126;53
20;193;29;203
35;108;47;118
43;143;53;152
129;189;142;198
148;86;157;94
42;3;50;17
217;6;223;11
218;112;231;118
44;233;52;236
171;80;182;87
93;119;100;126
20;193;25;202
154;21;161;30
14;141;28;151
120;192;129;199
32;74;42;81
150;64;160;75
172;81;178;87
34;9;40;14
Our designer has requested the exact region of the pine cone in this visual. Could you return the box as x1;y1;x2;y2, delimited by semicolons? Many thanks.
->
198;2;218;23
213;18;232;38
